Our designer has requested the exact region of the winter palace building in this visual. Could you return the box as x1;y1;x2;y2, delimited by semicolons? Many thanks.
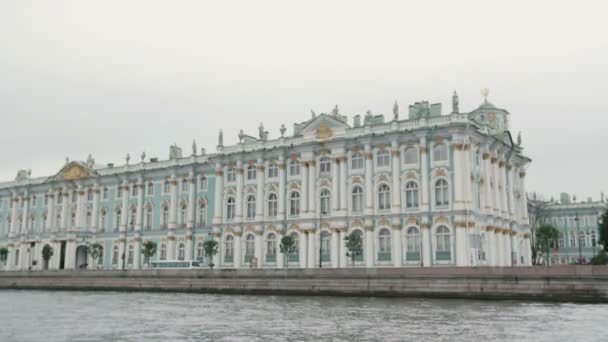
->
0;91;533;271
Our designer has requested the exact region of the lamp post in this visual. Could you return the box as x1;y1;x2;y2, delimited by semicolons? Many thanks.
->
574;212;582;263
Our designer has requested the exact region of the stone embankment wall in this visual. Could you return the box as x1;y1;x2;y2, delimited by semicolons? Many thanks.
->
1;266;607;303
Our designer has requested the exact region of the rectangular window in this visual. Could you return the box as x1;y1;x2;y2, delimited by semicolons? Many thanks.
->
247;166;256;181
377;150;390;168
267;164;278;179
147;183;154;196
226;169;236;183
351;154;363;171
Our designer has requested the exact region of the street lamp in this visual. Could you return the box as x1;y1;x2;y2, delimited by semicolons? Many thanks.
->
574;212;582;263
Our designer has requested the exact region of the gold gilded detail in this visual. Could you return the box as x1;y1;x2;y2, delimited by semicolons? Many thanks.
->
63;164;90;181
316;124;333;139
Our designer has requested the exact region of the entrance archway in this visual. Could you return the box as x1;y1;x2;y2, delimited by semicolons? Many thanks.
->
75;245;89;270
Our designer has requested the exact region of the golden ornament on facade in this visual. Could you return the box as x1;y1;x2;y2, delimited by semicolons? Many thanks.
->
316;124;333;139
62;164;90;181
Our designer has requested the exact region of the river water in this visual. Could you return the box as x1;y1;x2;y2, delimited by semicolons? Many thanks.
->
0;290;606;342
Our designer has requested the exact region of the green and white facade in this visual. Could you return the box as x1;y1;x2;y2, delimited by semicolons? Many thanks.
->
0;92;533;271
533;193;606;265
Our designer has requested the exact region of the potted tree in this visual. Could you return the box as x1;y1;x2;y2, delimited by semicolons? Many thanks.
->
0;247;8;270
345;232;363;268
88;242;103;270
279;235;296;269
203;239;219;269
41;245;54;271
141;240;157;269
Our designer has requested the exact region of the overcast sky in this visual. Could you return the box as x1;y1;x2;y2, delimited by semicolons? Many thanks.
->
1;1;606;200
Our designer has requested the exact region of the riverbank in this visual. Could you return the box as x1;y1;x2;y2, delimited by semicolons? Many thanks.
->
1;266;607;302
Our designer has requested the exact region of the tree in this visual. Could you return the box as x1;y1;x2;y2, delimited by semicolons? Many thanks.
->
141;240;157;269
598;207;608;252
203;240;219;269
88;242;103;270
527;196;550;265
0;247;8;269
344;232;363;268
280;235;296;269
41;245;54;270
535;224;559;266
590;251;608;265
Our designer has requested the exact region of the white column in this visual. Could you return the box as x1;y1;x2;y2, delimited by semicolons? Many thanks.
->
365;226;374;267
331;228;339;268
496;229;504;266
339;228;347;268
236;162;244;221
120;183;129;232
277;158;286;217
299;229;307;268
331;156;340;212
276;228;284;269
133;239;141;270
391;141;401;215
91;186;100;233
421;224;431;267
507;166;515;218
234;230;242;268
307;229;315;268
364;144;374;215
45;191;55;232
301;163;309;214
486;228;495;266
256;160;265;221
455;225;468;266
75;187;85;231
188;174;196;229
9;195;18;236
499;162;508;218
308;160;316;217
339;155;347;213
21;195;29;234
255;229;263;269
483;152;493;215
213;165;223;224
168;177;178;229
506;231;513;266
453;142;464;211
492;156;501;216
519;170;529;222
392;225;402;267
60;192;69;232
420;139;429;212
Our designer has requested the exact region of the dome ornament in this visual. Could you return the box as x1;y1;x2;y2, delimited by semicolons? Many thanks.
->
481;88;490;103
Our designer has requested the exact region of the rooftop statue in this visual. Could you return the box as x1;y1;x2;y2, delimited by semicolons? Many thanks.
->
238;129;245;143
331;105;339;116
15;169;30;182
192;140;197;156
125;153;131;165
259;122;264;140
517;132;522;146
452;90;459;113
141;151;146;163
218;129;224;147
280;124;286;137
393;101;399;121
311;110;316;119
86;154;95;168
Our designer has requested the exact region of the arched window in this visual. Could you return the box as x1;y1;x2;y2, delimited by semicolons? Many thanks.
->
351;152;363;170
267;194;278;217
87;189;94;201
198;201;207;228
129;207;136;230
42;214;47;231
179;203;187;228
112;245;119;265
163;181;170;194
405;182;419;209
246;165;257;181
579;231;587;248
226;168;236;183
319;157;331;174
131;185;138;197
433;143;448;162
289;160;301;176
97;246;104;266
70;212;76;227
378;184;391;210
435;179;449;207
115;209;121;231
320;189;331;215
226;197;236;220
352;186;363;213
436;226;451;260
116;187;122;199
14;249;19;266
178;243;185;260
147;182;154;196
267;163;278;179
569;231;576;247
160;244;167;260
377;150;390;167
182;179;189;192
86;211;92;226
128;245;134;264
102;187;109;200
403;147;418;164
161;205;169;228
320;231;331;262
145;205;152;230
199;176;208;191
406;227;421;261
99;210;107;231
290;192;300;216
245;234;255;263
378;228;392;261
266;233;276;262
246;195;256;219
196;241;204;261
224;235;234;262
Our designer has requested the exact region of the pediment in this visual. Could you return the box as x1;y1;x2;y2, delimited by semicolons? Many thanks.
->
50;161;97;182
298;114;350;140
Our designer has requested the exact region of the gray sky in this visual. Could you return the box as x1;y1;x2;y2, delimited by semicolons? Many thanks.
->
1;0;607;200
